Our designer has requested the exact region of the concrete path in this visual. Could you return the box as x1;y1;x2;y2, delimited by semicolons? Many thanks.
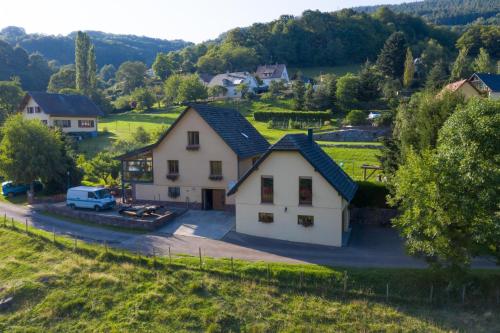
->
0;201;496;269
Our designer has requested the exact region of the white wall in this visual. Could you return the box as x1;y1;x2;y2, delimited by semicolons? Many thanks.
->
233;150;348;246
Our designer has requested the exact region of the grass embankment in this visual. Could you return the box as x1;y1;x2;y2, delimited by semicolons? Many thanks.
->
0;221;499;332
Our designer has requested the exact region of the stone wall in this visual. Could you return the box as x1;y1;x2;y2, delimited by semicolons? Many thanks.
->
314;127;390;142
42;204;183;231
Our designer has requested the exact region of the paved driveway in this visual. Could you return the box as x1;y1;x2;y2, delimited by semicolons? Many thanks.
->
0;201;496;269
156;210;234;239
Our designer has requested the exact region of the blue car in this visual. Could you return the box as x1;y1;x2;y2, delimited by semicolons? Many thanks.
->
1;181;43;197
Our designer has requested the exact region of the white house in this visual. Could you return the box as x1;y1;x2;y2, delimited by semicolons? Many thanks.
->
255;64;290;87
228;130;358;247
19;92;103;137
207;72;258;99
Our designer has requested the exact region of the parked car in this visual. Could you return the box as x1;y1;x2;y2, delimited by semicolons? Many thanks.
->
1;181;43;197
66;186;116;211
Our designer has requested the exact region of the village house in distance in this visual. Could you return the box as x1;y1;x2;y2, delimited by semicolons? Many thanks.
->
207;72;259;98
255;64;290;87
19;91;103;137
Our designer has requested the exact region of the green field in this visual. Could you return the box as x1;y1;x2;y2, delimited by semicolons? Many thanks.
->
288;64;362;80
324;147;382;181
1;223;498;332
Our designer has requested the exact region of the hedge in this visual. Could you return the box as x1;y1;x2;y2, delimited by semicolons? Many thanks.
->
254;111;331;122
351;181;390;208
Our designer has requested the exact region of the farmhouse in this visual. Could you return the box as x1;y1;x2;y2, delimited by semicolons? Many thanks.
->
440;79;481;99
207;72;258;98
19;91;103;137
228;131;358;247
117;104;269;211
255;64;290;87
468;73;500;100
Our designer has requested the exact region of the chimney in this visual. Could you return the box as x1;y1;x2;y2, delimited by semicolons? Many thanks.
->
307;128;313;143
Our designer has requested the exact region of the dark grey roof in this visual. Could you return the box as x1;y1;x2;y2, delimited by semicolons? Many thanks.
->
470;73;500;92
198;73;214;84
117;104;269;160
207;72;252;87
24;92;103;117
228;134;358;202
256;64;287;80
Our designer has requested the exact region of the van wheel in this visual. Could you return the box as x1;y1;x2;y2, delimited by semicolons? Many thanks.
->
8;192;14;198
69;204;76;210
94;205;101;212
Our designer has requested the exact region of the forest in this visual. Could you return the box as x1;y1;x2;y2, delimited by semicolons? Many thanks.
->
356;0;500;26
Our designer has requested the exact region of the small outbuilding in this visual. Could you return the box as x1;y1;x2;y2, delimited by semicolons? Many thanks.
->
228;130;358;247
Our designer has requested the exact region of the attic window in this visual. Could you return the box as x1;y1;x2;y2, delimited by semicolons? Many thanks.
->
241;132;249;139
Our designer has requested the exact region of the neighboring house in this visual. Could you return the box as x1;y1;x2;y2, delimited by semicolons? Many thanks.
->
228;131;358;247
198;73;214;85
468;73;500;100
439;79;481;99
19;92;103;137
117;104;269;211
255;64;290;87
207;72;258;98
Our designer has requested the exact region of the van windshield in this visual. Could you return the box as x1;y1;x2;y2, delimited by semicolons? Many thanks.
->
94;189;111;199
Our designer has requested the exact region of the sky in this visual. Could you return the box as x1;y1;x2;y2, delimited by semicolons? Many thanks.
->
1;0;409;43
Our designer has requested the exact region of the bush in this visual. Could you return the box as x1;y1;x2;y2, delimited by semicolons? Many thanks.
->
132;126;151;144
351;181;389;208
113;95;133;111
343;109;367;126
254;111;331;123
260;92;275;102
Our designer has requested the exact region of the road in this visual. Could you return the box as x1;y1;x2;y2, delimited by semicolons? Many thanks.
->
0;201;496;269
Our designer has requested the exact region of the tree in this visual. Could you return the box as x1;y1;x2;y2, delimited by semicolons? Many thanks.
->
87;45;97;93
99;64;116;83
116;61;147;94
336;73;360;110
47;67;76;92
357;62;382;102
450;48;471;81
152;53;174;80
208;85;228;98
236;83;250;99
132;126;151;144
304;84;315;110
177;74;207;102
343;109;367;126
0;115;66;201
164;74;183;105
75;31;91;95
292;80;305;110
269;80;286;96
425;61;449;91
79;151;120;185
0;80;24;123
390;99;500;270
472;48;494;73
130;87;155;111
403;48;415;88
376;31;407;79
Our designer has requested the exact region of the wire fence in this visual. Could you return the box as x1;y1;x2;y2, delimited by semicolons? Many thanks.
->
2;212;499;308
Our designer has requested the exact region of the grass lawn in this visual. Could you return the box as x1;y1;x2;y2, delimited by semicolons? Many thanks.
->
1;223;499;332
323;147;382;181
288;64;362;80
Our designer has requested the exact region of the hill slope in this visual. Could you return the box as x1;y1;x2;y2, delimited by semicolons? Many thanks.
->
0;26;191;68
355;0;500;26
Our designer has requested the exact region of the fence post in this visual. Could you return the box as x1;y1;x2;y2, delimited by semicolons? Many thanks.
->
267;264;271;284
53;228;56;243
104;241;108;253
199;247;202;269
25;219;28;232
168;246;172;264
11;217;14;228
3;213;6;227
74;237;77;251
386;283;390;302
429;284;434;303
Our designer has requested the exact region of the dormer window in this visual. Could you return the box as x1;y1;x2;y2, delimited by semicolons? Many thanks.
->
187;131;199;150
35;106;41;113
27;107;34;114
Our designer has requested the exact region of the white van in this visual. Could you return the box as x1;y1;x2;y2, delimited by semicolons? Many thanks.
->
66;186;116;211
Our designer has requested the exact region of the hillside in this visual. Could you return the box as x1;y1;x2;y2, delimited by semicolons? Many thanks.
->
355;0;500;26
1;222;499;332
0;26;191;68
